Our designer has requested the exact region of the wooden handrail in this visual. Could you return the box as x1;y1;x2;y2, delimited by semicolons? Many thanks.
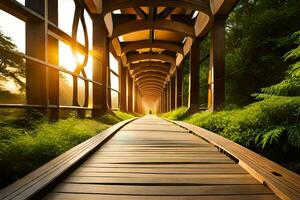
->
0;118;137;200
171;120;300;200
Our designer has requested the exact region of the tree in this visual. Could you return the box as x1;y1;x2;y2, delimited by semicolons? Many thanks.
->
0;30;25;92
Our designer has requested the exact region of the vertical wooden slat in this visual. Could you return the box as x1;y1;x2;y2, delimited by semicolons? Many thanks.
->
119;61;127;112
188;37;201;112
92;14;108;117
176;67;183;108
171;76;176;110
25;0;48;115
127;70;133;113
208;15;225;111
47;0;59;120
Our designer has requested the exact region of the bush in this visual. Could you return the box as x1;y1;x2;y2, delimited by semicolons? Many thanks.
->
161;107;188;120
0;112;115;188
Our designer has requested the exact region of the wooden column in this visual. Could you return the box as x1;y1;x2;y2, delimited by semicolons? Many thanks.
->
208;15;225;111
133;83;137;113
127;70;133;113
48;0;59;120
164;88;167;113
25;0;48;115
188;37;201;112
171;76;176;110
119;62;127;112
175;67;183;108
92;14;108;117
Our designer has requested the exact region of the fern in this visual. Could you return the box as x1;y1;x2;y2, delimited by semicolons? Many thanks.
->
260;127;285;149
287;125;300;149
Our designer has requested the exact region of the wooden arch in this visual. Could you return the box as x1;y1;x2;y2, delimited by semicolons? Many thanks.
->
122;40;183;55
102;0;212;16
130;62;171;71
132;67;169;76
127;53;176;66
135;72;168;82
137;78;166;86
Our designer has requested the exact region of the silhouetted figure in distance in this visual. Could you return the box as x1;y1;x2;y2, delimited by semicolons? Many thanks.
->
149;110;152;115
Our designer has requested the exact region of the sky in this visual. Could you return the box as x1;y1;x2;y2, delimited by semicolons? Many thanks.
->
0;0;119;107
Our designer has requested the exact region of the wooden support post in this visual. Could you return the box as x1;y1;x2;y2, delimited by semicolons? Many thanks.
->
119;62;127;112
92;14;108;117
127;70;133;113
133;83;137;113
48;0;59;120
176;67;183;109
188;37;201;112
208;15;225;111
25;0;48;115
171;76;176;110
107;66;112;109
164;88;167;113
168;82;172;111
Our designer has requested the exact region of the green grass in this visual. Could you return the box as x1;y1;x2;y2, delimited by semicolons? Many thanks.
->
163;96;300;174
0;109;134;189
161;107;188;120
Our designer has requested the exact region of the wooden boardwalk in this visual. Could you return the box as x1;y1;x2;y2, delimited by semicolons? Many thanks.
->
43;116;279;200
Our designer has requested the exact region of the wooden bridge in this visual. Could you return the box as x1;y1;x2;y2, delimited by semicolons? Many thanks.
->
0;116;299;200
0;1;300;200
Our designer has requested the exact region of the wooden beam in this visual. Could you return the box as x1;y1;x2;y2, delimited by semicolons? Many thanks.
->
127;70;133;112
122;40;183;55
83;0;102;14
119;62;127;112
135;72;167;82
208;15;225;111
171;76;176;110
175;66;183;108
131;66;169;76
126;53;176;66
133;7;147;19
188;37;201;112
102;0;211;16
92;14;108;116
138;82;165;89
112;19;196;39
129;61;171;71
211;0;239;15
158;7;175;19
137;78;166;86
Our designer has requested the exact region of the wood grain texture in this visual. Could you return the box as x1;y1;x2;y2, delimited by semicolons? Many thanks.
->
43;116;280;200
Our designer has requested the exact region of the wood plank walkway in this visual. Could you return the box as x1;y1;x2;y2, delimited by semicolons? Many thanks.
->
43;116;279;200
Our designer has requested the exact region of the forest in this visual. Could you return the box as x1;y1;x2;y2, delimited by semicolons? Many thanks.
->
164;0;300;174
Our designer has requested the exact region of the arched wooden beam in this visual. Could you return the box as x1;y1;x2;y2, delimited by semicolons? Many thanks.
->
130;62;171;71
112;19;195;39
135;72;168;82
132;67;169;76
137;79;165;87
140;88;163;94
139;85;164;91
138;82;165;89
137;78;166;86
102;0;211;16
122;40;183;55
127;53;176;66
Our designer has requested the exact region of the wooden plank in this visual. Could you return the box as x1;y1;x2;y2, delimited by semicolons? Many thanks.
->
63;175;259;185
0;118;136;200
80;163;242;169
44;193;280;200
53;184;272;195
173;120;300;200
73;167;247;174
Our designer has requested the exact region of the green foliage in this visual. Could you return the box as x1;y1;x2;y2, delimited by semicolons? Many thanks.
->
0;30;25;91
224;0;300;105
180;96;300;173
259;31;300;97
161;107;188;120
0;110;130;188
114;111;135;120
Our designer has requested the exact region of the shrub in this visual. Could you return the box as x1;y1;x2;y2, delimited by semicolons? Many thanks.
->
161;107;188;120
